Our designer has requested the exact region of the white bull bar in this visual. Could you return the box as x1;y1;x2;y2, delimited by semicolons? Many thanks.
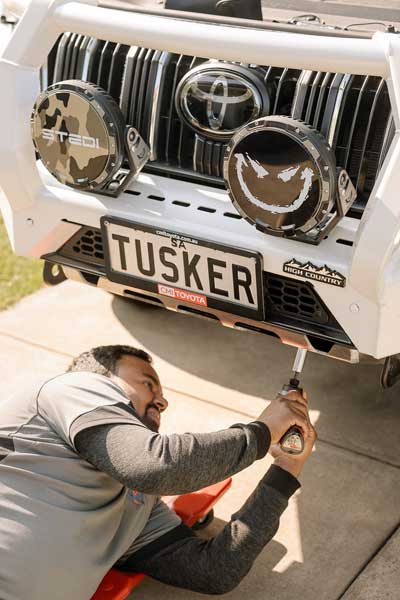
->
2;0;400;358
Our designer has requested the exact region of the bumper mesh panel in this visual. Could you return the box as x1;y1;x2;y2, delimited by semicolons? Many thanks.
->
264;273;331;326
60;226;105;266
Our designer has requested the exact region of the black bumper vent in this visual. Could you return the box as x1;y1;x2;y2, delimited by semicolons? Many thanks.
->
60;226;105;266
265;273;330;326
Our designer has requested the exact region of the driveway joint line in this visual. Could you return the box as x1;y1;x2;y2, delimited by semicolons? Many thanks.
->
310;438;400;470
336;520;400;599
0;330;74;358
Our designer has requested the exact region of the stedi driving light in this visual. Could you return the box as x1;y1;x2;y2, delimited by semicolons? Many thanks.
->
223;116;356;244
31;80;149;196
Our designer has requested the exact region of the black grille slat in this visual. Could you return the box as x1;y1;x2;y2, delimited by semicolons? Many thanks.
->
128;48;147;128
108;44;130;103
362;83;391;198
136;49;156;136
355;78;385;191
85;39;106;84
272;67;289;114
212;142;222;178
378;116;395;172
344;76;371;171
69;34;83;79
320;73;345;139
75;36;90;78
97;42;117;90
120;46;140;121
177;120;187;167
313;72;332;130
204;141;214;176
292;70;314;119
194;135;205;172
142;51;163;143
343;77;387;208
304;71;323;124
46;35;62;87
53;33;70;82
62;33;78;80
165;55;186;163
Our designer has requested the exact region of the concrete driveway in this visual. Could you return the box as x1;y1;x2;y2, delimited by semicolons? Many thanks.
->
0;281;399;599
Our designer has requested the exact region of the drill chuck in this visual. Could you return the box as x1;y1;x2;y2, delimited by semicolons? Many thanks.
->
279;348;308;455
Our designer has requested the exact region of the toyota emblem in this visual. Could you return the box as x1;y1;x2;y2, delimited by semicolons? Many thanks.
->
175;63;268;139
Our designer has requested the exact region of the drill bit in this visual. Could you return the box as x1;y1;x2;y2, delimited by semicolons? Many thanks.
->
290;348;308;387
279;348;308;454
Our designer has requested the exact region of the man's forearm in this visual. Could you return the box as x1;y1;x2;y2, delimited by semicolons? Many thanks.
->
116;465;300;595
75;421;270;495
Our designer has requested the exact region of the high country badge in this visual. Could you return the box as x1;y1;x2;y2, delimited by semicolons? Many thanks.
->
283;259;346;288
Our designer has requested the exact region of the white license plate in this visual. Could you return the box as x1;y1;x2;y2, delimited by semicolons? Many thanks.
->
102;218;264;320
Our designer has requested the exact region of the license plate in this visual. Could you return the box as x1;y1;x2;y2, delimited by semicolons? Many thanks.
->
101;217;264;320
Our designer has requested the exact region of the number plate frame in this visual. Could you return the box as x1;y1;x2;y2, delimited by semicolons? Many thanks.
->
101;217;264;321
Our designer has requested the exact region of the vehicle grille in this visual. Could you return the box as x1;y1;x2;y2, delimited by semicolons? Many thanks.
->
52;225;347;342
43;34;393;217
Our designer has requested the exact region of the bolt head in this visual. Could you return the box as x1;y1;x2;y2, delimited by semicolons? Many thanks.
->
350;303;360;313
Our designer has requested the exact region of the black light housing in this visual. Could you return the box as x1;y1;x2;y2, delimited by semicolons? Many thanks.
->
31;80;149;197
223;116;356;244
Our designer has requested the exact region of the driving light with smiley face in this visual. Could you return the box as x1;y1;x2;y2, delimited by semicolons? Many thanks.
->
223;116;356;244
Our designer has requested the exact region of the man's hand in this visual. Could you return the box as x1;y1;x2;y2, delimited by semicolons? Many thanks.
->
257;390;317;478
257;390;311;445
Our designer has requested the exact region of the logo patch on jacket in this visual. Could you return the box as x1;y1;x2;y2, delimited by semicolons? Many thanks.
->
128;489;145;505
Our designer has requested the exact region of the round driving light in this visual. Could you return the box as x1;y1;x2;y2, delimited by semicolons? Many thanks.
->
223;116;337;235
31;80;126;190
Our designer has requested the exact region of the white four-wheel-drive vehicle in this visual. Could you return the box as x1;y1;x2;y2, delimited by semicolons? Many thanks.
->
1;0;400;385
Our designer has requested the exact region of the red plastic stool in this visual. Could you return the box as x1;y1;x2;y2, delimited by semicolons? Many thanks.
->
91;478;232;600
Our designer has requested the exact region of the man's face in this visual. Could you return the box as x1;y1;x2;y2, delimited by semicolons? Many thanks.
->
112;355;168;432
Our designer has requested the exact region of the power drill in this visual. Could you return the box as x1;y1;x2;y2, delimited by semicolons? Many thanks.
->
279;348;308;454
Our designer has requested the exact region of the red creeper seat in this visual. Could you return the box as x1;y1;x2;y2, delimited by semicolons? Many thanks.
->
91;478;232;600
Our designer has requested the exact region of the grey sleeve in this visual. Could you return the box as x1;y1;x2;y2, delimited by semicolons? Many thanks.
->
115;465;301;595
74;420;270;496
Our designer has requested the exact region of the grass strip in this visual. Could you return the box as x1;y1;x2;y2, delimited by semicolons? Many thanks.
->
0;217;43;310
